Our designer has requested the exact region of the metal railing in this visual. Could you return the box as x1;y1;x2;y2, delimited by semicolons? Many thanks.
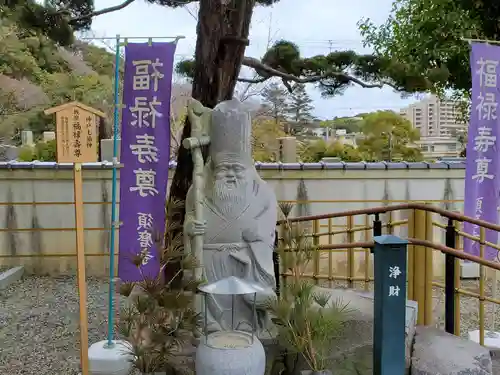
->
1;198;499;346
274;202;500;347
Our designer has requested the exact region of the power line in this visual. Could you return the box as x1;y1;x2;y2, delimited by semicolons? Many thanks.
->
82;31;364;47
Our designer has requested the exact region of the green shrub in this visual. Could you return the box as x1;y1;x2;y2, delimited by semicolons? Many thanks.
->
18;146;35;161
17;139;57;161
34;139;56;161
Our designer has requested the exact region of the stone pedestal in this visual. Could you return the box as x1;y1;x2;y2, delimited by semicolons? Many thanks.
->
196;331;265;375
43;131;56;142
277;137;297;162
21;130;33;146
88;340;132;375
100;138;120;162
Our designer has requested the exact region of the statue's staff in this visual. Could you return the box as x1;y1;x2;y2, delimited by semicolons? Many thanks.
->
182;99;211;282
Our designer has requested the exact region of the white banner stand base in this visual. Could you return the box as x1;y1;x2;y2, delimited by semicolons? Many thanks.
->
88;340;132;375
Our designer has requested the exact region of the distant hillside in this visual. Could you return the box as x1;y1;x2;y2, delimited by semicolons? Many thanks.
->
0;14;190;145
0;12;115;143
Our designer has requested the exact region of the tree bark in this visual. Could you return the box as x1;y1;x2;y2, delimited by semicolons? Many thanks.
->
164;0;256;286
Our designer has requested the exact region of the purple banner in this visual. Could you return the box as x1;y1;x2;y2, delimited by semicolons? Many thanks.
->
118;42;176;281
464;42;500;261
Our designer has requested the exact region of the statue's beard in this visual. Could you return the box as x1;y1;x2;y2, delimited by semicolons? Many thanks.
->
211;178;250;217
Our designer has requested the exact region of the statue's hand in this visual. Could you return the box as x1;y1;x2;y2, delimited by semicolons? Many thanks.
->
185;219;206;237
242;223;262;242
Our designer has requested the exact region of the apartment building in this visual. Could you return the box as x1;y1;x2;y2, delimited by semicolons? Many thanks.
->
400;95;467;137
415;136;462;159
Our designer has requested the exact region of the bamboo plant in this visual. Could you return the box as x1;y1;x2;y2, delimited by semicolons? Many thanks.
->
267;203;353;375
117;199;202;375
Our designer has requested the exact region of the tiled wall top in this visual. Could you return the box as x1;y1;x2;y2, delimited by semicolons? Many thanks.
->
0;160;466;170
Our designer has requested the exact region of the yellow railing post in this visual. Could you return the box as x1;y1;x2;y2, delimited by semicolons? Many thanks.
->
411;205;434;326
413;207;427;325
479;227;486;346
328;218;334;288
454;219;461;336
424;208;434;326
407;208;415;301
387;211;394;234
279;222;288;289
313;219;321;285
347;215;355;288
364;214;371;292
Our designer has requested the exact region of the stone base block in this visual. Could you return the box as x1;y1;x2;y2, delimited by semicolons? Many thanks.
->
461;261;480;279
305;288;418;375
0;266;24;290
469;330;500;351
88;340;132;375
412;326;492;374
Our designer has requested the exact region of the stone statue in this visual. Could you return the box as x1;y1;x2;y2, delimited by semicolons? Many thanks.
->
183;98;278;336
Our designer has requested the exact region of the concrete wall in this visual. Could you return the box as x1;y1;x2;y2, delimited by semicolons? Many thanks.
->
0;161;467;277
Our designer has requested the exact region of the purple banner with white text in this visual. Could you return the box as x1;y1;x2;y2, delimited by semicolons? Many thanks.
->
118;42;176;281
464;42;500;261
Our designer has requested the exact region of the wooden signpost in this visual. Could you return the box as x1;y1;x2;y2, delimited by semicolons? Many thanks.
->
44;101;105;375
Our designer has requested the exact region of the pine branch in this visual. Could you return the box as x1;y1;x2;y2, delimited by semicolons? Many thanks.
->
72;0;137;21
68;0;196;23
239;56;396;90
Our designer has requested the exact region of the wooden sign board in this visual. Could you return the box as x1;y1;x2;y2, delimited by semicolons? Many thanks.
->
44;102;105;164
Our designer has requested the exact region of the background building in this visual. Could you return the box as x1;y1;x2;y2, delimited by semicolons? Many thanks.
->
400;95;467;137
415;136;462;159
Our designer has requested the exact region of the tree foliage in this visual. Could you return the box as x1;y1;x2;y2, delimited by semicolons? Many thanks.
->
260;82;289;125
357;111;422;161
299;139;363;162
300;111;422;162
252;117;286;162
320;116;364;134
0;91;29;142
8;0;439;286
286;83;314;132
0;13;117;142
259;82;315;135
4;0;443;139
358;0;483;100
456;0;500;40
178;38;440;96
3;0;76;46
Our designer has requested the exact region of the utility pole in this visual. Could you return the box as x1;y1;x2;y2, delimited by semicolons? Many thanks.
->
388;132;393;162
382;131;393;161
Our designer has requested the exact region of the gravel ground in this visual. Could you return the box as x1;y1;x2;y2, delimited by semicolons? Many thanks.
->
2;275;500;374
0;275;121;375
433;279;500;338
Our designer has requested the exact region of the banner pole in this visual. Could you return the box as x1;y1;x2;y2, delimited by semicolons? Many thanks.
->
74;162;90;375
106;34;121;347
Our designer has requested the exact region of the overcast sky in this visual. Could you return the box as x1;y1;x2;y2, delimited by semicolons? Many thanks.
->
87;0;421;119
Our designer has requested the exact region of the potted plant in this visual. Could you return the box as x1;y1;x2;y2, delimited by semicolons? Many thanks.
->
117;200;202;375
267;203;354;375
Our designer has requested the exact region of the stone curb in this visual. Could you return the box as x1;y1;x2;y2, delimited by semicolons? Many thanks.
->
0;266;24;290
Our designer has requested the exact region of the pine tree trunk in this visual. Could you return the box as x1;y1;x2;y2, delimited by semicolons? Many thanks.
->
164;0;256;286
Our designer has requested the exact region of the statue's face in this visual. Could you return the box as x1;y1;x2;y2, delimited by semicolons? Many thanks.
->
214;162;246;186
